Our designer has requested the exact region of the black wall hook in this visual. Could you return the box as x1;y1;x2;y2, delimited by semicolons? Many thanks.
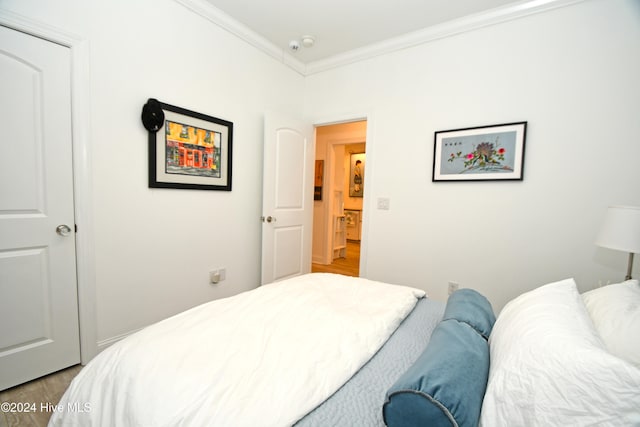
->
141;98;165;132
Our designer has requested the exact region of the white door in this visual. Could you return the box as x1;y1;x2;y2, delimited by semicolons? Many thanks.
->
0;25;80;390
261;113;314;284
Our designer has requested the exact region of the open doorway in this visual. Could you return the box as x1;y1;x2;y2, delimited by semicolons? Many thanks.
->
311;121;366;277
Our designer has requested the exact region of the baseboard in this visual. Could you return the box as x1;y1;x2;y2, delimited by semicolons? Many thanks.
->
96;327;143;353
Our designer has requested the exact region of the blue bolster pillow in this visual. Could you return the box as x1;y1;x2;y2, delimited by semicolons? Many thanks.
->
442;289;496;339
383;321;489;427
382;289;495;427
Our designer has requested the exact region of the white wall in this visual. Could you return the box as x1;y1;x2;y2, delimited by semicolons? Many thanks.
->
1;0;305;346
305;0;640;311
3;0;639;351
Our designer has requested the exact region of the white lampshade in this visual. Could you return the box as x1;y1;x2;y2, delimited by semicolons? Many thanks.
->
596;206;640;253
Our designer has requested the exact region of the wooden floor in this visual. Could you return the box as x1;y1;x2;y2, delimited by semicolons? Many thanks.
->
0;364;82;427
312;240;360;277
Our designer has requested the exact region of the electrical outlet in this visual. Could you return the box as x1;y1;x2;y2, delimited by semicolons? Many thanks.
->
210;268;226;284
448;281;459;295
377;197;390;210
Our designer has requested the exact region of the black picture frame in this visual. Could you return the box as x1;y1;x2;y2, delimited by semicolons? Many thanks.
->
148;101;233;191
432;121;526;182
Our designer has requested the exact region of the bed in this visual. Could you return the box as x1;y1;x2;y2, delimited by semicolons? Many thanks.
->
49;273;640;426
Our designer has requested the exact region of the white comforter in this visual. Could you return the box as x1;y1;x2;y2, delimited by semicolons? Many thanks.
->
50;273;424;427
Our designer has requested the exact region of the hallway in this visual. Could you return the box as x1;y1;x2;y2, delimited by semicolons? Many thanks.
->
311;241;360;277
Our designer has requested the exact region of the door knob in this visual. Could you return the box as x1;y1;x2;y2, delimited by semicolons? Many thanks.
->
262;216;276;223
56;224;72;236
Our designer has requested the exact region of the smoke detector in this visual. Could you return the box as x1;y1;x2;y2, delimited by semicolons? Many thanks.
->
301;35;315;48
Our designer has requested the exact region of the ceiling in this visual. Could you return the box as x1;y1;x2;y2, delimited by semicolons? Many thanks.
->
193;0;578;74
204;0;527;64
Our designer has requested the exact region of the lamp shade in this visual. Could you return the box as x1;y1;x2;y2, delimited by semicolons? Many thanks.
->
595;206;640;253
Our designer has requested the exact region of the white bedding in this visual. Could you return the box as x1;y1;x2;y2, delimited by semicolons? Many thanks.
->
49;273;424;427
480;279;640;426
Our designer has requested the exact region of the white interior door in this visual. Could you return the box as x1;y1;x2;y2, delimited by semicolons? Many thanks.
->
261;113;314;284
0;25;80;390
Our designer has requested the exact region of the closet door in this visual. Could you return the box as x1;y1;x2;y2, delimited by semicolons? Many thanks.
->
0;25;80;390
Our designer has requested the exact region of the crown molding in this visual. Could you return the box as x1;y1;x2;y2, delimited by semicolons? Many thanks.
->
305;0;585;75
173;0;307;75
175;0;585;77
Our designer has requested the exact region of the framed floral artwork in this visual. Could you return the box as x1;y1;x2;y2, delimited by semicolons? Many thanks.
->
432;122;527;182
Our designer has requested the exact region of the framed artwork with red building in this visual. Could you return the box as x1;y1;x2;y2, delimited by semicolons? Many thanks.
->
148;101;233;191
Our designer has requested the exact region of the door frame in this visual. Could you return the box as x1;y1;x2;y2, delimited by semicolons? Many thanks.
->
311;112;374;278
0;10;97;363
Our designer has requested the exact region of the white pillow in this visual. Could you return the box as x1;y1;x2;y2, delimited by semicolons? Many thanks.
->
480;278;640;427
582;280;640;367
